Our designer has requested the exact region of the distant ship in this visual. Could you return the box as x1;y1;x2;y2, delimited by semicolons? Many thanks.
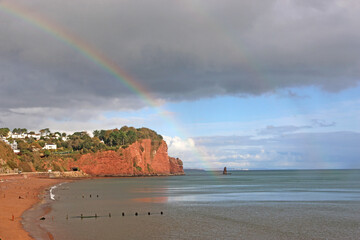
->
223;167;231;175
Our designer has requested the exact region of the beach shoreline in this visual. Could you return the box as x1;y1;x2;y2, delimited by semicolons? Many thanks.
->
0;173;67;240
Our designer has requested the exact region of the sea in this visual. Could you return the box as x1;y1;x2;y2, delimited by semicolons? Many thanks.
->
24;170;360;239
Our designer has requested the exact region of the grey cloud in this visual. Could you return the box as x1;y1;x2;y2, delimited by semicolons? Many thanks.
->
311;119;336;127
258;119;336;136
1;0;360;112
258;125;312;136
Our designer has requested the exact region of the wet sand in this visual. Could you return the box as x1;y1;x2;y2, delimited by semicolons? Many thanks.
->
0;174;65;240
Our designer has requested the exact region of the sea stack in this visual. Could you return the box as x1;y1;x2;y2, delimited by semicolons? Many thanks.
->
223;167;227;175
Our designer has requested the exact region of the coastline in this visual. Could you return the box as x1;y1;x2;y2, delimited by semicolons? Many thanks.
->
0;173;67;240
1;173;182;240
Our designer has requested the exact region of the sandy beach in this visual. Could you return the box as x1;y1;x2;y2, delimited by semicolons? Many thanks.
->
0;174;65;240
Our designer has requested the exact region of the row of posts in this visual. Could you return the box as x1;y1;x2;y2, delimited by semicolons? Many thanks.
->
11;211;164;222
71;211;164;219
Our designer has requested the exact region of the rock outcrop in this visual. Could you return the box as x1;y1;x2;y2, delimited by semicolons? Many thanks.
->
70;139;184;176
169;157;184;175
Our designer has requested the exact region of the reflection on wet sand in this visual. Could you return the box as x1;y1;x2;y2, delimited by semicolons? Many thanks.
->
133;186;169;203
133;196;168;203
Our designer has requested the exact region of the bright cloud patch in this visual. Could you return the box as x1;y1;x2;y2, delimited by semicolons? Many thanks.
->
163;132;360;170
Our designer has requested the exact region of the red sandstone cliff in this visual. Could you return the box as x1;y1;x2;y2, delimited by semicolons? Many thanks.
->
69;139;184;176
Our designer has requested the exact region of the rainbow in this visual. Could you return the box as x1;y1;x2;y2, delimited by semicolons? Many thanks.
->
0;1;158;108
0;1;215;170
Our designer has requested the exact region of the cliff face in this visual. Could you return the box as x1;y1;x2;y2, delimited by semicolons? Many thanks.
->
169;157;184;175
70;139;184;176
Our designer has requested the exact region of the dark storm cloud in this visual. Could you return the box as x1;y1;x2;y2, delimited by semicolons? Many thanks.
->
1;0;360;111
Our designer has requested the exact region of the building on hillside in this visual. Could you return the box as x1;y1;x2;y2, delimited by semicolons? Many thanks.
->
10;141;17;149
8;133;42;140
40;131;50;137
11;133;26;139
1;138;9;145
9;141;20;154
27;134;41;140
43;143;57;150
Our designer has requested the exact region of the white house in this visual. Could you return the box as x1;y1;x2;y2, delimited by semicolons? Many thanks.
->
28;134;41;140
11;133;26;139
6;141;21;154
43;144;57;150
10;141;18;149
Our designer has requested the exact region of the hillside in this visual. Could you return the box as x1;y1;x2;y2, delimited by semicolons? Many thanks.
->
0;127;184;176
0;141;18;172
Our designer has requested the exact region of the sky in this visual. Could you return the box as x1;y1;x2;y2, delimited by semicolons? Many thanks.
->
0;0;359;169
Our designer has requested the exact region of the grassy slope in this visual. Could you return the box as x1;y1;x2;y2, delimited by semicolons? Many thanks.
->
0;141;18;169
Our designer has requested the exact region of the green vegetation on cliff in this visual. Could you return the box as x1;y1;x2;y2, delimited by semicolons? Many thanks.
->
0;126;163;172
0;127;10;137
93;126;162;148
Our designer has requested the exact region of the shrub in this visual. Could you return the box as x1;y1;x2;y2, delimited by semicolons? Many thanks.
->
19;162;33;172
7;160;18;169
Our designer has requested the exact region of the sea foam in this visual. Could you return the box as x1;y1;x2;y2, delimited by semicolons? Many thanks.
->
50;183;64;200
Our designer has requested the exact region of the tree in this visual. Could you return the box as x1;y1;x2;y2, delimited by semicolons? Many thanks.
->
0;128;10;137
38;140;45;148
17;140;30;153
40;128;50;136
44;150;51;157
93;130;100;138
126;130;137;144
20;128;28;134
12;128;20;134
119;131;128;145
